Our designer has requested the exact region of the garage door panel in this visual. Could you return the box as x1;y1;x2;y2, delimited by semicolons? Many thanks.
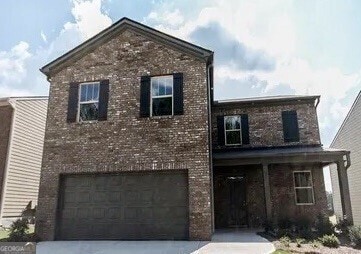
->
57;171;189;240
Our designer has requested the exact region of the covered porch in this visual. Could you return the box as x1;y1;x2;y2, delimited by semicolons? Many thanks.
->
212;146;352;228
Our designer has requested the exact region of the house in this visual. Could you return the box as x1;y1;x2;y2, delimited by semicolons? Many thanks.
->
330;91;361;225
0;96;48;226
36;17;352;241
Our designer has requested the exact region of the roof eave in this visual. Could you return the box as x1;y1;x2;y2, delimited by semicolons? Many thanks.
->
40;17;213;77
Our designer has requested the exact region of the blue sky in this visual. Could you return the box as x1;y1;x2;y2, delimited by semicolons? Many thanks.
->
1;0;360;190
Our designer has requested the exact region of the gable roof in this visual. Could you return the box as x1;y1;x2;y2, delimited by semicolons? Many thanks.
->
40;17;213;76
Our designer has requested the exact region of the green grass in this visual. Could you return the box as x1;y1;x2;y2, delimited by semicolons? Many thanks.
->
0;229;9;239
272;250;291;254
0;225;34;240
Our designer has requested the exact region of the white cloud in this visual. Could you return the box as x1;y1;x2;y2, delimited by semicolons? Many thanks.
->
71;0;112;40
40;31;47;43
146;9;184;27
0;41;32;97
0;0;112;98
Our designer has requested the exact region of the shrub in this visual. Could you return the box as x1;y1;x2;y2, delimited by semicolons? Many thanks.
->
335;219;352;235
21;202;36;224
315;213;333;236
280;236;291;247
263;219;275;233
318;234;340;248
296;238;305;247
278;217;293;230
294;216;313;239
311;240;321;248
8;219;29;242
349;226;361;248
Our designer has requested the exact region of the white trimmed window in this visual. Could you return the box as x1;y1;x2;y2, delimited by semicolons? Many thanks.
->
224;116;242;145
151;75;173;116
78;82;100;122
294;171;315;205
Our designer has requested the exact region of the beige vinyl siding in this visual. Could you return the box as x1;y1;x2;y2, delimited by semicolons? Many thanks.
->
330;92;361;225
0;98;48;220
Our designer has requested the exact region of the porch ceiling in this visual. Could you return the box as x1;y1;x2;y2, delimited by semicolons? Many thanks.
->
213;146;350;166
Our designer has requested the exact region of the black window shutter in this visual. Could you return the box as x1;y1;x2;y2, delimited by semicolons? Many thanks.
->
282;110;300;142
67;82;79;123
173;73;184;115
140;76;151;117
98;80;109;121
217;116;225;146
241;114;250;145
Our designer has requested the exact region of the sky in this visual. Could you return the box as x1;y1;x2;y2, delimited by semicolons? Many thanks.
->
1;0;360;191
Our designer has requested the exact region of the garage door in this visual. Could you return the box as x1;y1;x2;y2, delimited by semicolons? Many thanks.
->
56;171;189;240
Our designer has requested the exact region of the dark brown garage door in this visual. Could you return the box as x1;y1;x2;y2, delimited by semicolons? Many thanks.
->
56;171;189;240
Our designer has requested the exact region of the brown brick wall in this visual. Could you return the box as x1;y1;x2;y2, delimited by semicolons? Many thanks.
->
212;102;321;149
36;29;211;240
213;164;327;228
269;164;328;223
0;105;13;207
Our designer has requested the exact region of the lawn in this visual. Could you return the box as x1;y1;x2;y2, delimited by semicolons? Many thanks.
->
0;225;34;240
272;250;291;254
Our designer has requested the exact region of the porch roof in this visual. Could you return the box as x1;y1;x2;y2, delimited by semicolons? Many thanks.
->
213;145;350;166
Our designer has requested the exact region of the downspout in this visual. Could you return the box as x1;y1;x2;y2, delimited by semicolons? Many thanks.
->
207;61;214;233
0;99;16;225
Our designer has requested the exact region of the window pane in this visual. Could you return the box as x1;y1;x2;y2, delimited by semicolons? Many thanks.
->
165;78;172;95
225;116;241;130
80;85;87;102
86;84;93;101
296;188;313;204
158;79;166;96
79;103;99;121
92;84;99;101
151;80;159;96
152;97;172;116
294;172;312;187
226;131;241;144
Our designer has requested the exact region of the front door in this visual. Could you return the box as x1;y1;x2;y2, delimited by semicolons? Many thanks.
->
228;176;247;227
214;173;248;228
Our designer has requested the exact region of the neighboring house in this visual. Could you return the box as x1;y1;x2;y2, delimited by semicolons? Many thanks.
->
0;96;48;226
330;91;361;225
36;17;352;241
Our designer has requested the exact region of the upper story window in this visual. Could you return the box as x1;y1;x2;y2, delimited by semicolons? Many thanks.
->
66;80;109;123
139;73;183;118
224;116;242;145
293;171;314;205
79;82;100;122
217;114;249;146
151;76;173;116
282;110;300;142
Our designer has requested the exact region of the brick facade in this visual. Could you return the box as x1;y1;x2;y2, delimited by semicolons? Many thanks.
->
211;100;328;226
0;105;13;207
36;29;212;240
270;164;328;222
212;101;321;149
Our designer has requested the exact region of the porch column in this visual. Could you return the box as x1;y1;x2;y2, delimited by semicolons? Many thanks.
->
262;164;272;220
337;161;353;224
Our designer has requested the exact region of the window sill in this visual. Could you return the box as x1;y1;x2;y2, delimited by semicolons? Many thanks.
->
149;115;174;119
75;120;99;124
295;203;315;206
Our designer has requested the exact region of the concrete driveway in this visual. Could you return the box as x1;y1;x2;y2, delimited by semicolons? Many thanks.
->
37;229;275;254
